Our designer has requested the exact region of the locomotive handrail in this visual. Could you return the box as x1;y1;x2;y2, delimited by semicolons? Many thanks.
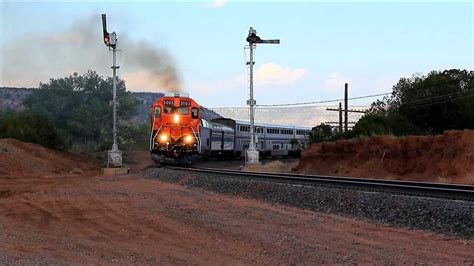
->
149;115;156;150
191;125;201;153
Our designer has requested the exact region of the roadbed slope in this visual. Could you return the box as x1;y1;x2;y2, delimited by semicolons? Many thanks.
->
295;130;474;184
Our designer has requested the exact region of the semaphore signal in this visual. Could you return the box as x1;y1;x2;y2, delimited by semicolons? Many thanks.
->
244;27;280;166
101;14;122;168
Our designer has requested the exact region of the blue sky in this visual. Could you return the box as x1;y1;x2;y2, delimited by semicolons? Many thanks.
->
1;1;473;108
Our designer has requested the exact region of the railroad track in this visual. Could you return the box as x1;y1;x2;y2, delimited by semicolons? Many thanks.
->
163;166;474;201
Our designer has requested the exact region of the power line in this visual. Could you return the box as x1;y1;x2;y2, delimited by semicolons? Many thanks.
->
402;91;474;109
396;91;464;106
382;90;473;108
255;79;469;108
255;92;391;107
209;87;474;110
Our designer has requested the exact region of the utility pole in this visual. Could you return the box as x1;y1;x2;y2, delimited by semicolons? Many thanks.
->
245;27;279;165
101;14;122;167
344;83;348;132
326;83;367;132
338;102;343;133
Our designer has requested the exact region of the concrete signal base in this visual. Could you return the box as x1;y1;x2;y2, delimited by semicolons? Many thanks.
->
101;167;129;176
245;149;261;165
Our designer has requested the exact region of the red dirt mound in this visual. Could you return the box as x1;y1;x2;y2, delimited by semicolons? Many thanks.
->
295;130;474;184
0;139;100;177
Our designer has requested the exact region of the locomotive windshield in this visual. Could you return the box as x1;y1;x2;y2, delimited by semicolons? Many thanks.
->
163;106;189;115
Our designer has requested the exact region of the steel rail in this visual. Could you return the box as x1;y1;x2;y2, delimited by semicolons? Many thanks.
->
163;166;474;201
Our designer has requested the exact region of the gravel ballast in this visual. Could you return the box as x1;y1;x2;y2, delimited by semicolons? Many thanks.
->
142;167;474;239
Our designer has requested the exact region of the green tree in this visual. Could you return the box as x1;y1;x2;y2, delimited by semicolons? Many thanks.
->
385;113;421;136
309;123;334;143
352;113;390;137
310;69;474;144
368;69;474;134
23;71;138;150
119;123;150;151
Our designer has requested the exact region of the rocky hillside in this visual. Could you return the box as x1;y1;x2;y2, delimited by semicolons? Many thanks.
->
0;87;33;111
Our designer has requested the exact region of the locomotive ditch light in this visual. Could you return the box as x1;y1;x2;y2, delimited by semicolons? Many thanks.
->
159;134;169;142
184;135;193;143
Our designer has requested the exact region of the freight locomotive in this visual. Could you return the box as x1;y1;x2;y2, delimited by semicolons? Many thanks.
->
149;93;311;164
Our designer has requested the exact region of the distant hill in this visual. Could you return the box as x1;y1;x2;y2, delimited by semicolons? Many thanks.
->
0;87;33;111
211;106;369;127
0;87;222;124
1;87;368;128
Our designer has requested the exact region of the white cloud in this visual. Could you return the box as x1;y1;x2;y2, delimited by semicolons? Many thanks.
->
190;63;306;105
254;63;306;85
323;72;350;90
206;0;227;8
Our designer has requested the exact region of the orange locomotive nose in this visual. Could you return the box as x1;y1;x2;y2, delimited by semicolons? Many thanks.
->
150;94;201;163
170;128;183;141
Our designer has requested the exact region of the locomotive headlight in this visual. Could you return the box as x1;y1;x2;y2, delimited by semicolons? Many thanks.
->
184;135;193;143
159;134;168;142
174;114;180;123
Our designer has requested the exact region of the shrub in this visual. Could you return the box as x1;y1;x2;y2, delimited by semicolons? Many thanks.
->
0;110;64;149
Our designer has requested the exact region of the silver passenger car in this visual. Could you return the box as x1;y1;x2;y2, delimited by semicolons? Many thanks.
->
210;118;311;158
199;119;235;158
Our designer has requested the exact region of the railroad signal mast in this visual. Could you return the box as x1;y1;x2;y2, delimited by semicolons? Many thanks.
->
245;27;280;165
101;14;122;167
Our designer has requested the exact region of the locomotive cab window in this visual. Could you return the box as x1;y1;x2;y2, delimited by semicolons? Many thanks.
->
164;106;173;114
154;107;161;117
191;107;199;118
178;107;189;115
164;106;189;115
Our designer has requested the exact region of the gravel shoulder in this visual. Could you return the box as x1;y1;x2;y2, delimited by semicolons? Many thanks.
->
143;167;474;239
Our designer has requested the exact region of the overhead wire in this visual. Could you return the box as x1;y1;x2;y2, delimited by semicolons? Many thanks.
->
256;92;391;107
255;77;469;108
401;90;474;109
208;76;473;110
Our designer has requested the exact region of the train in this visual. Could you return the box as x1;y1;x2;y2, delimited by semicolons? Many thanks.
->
149;93;311;164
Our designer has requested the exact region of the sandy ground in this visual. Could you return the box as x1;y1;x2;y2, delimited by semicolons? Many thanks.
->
1;140;473;263
1;172;473;264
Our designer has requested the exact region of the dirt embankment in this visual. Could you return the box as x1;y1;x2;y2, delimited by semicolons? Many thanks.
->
0;139;473;263
0;138;100;177
295;130;474;184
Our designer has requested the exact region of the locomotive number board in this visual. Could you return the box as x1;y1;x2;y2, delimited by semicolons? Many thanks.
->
163;100;174;106
180;101;191;106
